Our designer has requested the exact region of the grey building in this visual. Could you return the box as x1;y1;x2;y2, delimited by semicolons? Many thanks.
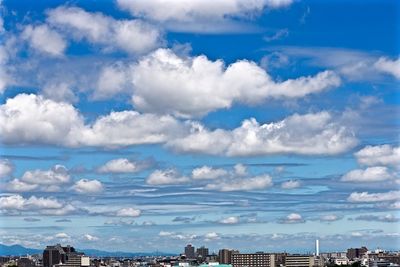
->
196;246;209;261
184;244;196;259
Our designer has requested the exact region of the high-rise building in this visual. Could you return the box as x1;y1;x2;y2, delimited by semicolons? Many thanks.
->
346;247;368;260
196;246;209;260
232;253;275;267
43;245;67;267
184;244;196;259
218;249;239;264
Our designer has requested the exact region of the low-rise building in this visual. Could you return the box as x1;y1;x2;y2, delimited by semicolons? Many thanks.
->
232;253;275;267
285;255;315;267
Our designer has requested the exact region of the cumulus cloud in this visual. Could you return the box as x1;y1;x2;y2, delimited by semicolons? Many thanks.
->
168;111;357;156
117;0;292;33
191;166;228;180
130;49;341;117
6;179;39;192
204;232;219;241
347;190;400;203
21;165;70;185
21;24;67;57
281;179;301;189
72;179;103;194
94;63;129;100
80;111;184;148
0;94;184;148
353;214;399;223
354;145;400;167
0;159;13;178
219;216;239;224
0;195;75;215
98;158;142;174
116;207;141;217
341;166;395;183
374;57;400;79
6;165;70;192
279;213;305;224
202;164;272;192
146;169;189;185
1;94;356;158
0;94;84;146
158;231;197;240
47;6;162;54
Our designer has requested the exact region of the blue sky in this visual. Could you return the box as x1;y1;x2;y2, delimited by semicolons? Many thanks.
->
0;0;399;254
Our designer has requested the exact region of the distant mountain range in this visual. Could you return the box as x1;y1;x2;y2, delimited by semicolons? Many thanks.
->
0;244;175;257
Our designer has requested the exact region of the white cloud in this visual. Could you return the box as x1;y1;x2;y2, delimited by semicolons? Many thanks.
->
98;158;141;174
47;6;162;54
354;214;399;223
233;164;248;176
0;195;64;211
347;190;400;203
264;28;289;42
168;111;357;156
21;24;67;57
0;159;13;178
159;231;173;237
279;213;305;224
117;0;292;33
351;231;363;237
40;204;77;216
354;144;400;167
55;233;70;239
79;111;184;148
1;94;356;158
374;57;400;79
21;165;70;185
72;179;103;194
0;94;85;146
146;169;189;185
116;207;141;217
341;166;394;183
206;174;272;192
83;234;98;241
118;0;292;22
0;94;184;148
94;63;129;100
219;216;239;224
0;45;11;93
41;82;77;103
281;179;301;189
131;49;341;117
6;165;70;192
191;166;227;180
204;232;219;240
6;179;39;192
320;214;341;222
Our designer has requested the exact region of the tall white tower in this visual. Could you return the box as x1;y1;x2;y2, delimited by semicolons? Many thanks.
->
315;239;320;257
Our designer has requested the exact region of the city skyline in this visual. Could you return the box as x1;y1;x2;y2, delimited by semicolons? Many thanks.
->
0;0;399;253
